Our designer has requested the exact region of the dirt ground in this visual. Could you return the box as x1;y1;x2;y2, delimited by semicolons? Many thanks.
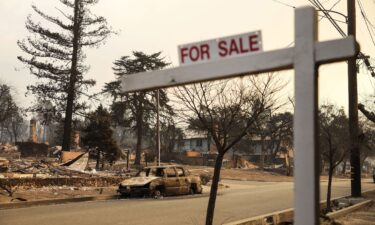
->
187;166;369;183
187;166;294;182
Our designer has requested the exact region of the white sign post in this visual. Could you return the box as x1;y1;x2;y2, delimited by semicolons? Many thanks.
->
121;7;357;225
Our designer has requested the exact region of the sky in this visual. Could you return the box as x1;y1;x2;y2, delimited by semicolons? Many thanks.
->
0;0;375;114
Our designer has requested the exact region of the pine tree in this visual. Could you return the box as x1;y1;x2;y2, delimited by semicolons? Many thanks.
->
82;105;120;170
103;51;171;165
17;0;112;150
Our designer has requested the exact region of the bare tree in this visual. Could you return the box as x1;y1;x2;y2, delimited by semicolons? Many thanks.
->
358;103;375;123
0;83;25;143
319;104;349;213
256;112;293;173
173;74;286;225
358;119;375;168
4;109;27;143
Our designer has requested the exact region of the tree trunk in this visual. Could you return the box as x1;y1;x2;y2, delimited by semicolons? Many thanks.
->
326;166;334;212
12;122;18;143
285;151;290;176
62;0;80;151
0;124;3;143
126;151;129;171
101;158;105;170
205;153;224;225
95;149;101;170
342;160;347;174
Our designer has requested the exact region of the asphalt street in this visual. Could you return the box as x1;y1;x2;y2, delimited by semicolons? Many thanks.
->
1;179;374;225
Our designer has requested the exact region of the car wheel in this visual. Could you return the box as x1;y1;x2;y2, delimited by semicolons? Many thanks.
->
153;188;164;199
189;186;195;195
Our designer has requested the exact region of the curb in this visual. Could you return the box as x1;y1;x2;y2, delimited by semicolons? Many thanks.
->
0;195;118;210
222;178;293;183
327;199;372;219
223;188;375;225
0;192;212;210
223;208;294;225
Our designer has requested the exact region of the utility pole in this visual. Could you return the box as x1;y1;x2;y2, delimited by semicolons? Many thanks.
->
156;89;161;166
347;0;361;197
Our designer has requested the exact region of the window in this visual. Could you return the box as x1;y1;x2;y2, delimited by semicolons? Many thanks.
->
196;139;203;147
155;168;165;177
165;168;176;177
175;167;185;177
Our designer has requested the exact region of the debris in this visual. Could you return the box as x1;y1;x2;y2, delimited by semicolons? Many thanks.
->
60;151;85;163
51;146;62;156
11;197;27;202
0;157;9;172
60;152;89;172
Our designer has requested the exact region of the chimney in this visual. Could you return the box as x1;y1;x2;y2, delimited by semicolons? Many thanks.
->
29;118;37;143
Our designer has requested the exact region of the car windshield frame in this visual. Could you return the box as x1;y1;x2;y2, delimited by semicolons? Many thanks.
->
136;167;165;177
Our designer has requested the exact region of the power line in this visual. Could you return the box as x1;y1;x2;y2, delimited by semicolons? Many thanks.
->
307;0;375;77
330;0;342;10
357;0;375;47
270;0;296;8
312;0;346;36
318;15;346;24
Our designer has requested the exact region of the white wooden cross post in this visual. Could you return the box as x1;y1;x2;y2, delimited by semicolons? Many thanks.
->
121;7;357;225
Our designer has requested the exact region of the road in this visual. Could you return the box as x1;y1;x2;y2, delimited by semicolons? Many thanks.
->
1;179;374;225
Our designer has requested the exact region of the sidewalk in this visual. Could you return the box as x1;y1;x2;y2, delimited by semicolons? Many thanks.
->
332;191;375;225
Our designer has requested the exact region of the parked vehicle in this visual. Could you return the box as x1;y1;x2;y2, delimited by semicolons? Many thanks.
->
117;165;203;198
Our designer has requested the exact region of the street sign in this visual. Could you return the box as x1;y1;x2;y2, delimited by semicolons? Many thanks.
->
121;7;357;225
178;31;262;65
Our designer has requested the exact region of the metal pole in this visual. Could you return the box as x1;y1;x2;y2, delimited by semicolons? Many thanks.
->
126;150;129;171
347;0;361;197
157;89;161;166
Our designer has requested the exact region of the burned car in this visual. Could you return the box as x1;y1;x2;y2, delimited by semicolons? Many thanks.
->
117;165;203;198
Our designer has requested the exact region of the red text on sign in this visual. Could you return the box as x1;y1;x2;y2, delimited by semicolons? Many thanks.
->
180;44;210;63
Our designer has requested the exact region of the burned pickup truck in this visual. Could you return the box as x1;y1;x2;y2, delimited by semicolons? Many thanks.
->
117;165;203;198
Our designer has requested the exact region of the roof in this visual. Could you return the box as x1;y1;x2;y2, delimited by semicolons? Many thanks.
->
183;130;207;139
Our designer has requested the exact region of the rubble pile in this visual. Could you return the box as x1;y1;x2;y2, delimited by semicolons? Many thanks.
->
0;177;123;189
0;144;19;159
0;150;131;199
0;158;9;173
235;158;258;169
0;144;18;153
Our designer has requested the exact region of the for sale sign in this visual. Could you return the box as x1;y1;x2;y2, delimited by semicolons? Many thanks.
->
178;30;262;65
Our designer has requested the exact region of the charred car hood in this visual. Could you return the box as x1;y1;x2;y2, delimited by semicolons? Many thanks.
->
120;176;160;186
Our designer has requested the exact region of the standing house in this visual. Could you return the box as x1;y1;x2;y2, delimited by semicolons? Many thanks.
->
174;131;211;153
